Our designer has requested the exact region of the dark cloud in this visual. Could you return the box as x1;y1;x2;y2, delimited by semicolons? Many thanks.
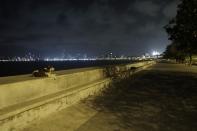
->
0;0;179;57
132;1;161;17
163;0;179;18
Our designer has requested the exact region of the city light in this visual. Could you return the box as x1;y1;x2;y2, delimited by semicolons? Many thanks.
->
0;51;162;62
152;51;160;56
43;58;97;61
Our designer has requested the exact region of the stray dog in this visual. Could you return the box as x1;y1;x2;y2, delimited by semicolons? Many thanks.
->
32;66;56;77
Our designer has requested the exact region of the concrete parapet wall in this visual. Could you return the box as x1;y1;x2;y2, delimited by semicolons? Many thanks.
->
0;61;154;110
0;68;105;109
0;79;110;131
0;61;155;131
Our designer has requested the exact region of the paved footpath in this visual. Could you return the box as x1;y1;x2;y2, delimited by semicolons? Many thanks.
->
23;63;197;131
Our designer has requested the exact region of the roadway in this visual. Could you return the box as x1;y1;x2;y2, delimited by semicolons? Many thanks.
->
23;63;197;131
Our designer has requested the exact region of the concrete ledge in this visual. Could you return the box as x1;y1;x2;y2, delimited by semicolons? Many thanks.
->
0;61;154;110
0;79;110;131
0;68;106;109
0;61;155;131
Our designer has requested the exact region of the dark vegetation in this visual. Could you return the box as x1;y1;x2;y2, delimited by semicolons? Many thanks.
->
104;65;138;79
164;0;197;64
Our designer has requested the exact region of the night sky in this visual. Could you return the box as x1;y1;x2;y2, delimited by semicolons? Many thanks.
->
0;0;179;57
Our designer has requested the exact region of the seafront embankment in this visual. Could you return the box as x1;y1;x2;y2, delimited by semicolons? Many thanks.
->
0;61;155;131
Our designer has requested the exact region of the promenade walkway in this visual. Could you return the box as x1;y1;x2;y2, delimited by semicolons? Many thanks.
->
23;63;197;131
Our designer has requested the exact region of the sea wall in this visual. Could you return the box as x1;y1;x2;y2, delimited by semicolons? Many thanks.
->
0;68;105;109
0;61;155;131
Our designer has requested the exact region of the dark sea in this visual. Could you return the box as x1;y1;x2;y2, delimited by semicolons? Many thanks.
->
0;60;134;77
